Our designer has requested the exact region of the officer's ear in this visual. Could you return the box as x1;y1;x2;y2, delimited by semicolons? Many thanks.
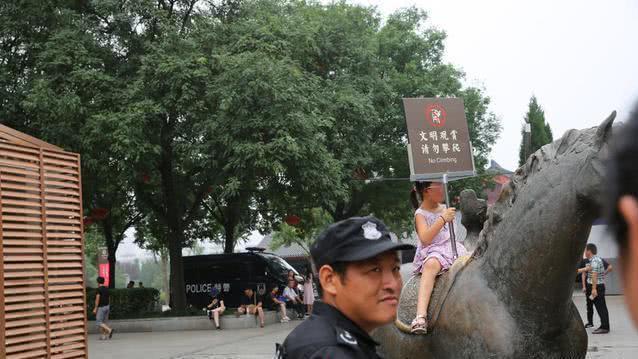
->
318;264;342;297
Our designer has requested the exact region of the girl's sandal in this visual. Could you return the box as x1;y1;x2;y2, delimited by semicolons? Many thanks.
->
410;315;428;335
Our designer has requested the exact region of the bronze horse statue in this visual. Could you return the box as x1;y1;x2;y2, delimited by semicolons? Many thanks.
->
374;112;616;358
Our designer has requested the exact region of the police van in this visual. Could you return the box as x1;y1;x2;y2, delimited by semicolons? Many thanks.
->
183;248;302;309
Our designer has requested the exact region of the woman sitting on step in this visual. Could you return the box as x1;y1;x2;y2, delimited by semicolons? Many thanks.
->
410;181;468;335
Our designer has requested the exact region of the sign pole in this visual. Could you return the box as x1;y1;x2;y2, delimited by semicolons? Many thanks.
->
442;173;458;259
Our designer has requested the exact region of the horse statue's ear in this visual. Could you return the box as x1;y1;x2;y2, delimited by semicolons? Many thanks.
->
595;110;616;147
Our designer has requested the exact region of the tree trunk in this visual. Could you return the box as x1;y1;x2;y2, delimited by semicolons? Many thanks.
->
223;224;235;253
160;251;170;305
103;221;117;289
167;232;186;310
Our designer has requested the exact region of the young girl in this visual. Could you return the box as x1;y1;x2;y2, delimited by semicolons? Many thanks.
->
410;181;467;334
303;270;315;316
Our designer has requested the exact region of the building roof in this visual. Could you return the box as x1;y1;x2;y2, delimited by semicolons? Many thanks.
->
256;234;308;258
486;160;514;176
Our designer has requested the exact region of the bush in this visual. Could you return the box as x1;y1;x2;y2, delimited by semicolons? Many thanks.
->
87;287;160;320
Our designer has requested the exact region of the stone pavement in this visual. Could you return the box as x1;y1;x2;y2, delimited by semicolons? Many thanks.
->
90;295;638;359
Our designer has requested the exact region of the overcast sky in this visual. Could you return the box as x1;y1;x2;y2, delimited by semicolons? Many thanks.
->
117;0;638;261
355;0;638;171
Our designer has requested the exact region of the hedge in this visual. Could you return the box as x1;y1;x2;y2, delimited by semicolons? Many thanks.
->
86;287;160;320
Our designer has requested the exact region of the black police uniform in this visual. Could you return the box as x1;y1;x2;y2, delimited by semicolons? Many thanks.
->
276;216;413;359
278;301;382;359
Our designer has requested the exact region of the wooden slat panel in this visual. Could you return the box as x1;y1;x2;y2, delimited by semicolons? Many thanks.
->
4;278;45;286
47;247;82;254
4;294;46;303
49;327;84;338
0;182;41;192
4;301;45;311
47;277;83;284
48;291;83;300
51;352;85;359
0;157;40;170
6;349;48;359
45;195;81;204
43;165;78;175
44;180;80;189
2;199;41;207
47;269;82;276
44;187;78;196
3;247;44;254
4;254;44;261
2;215;42;222
45;202;81;211
3;207;42;215
47;254;82;261
5;317;45;328
42;150;78;162
4;270;44;278
44;217;77;225
49;305;84;314
2;191;41;200
5;325;46;337
44;172;78;182
3;232;42;238
49;313;84;323
0;167;40;179
4;263;44;271
49;320;83;330
45;209;81;217
0;141;41;155
0;149;40;162
4;309;45;320
47;240;82;247
49;335;85;346
3;223;42;230
42;156;78;168
5;341;46;354
47;262;82;269
46;233;82;239
4;286;44;295
2;239;43;246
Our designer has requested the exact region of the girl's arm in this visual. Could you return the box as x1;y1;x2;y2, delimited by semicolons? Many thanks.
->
415;214;446;246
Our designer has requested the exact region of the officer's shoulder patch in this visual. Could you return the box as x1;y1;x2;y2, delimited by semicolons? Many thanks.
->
336;327;358;346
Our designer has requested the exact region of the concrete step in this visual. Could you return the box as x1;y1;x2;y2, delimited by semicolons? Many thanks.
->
88;311;284;334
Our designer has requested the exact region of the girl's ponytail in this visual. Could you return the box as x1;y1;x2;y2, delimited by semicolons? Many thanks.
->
411;181;432;210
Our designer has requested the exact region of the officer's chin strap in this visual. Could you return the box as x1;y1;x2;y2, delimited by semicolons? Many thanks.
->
442;173;458;259
274;343;286;359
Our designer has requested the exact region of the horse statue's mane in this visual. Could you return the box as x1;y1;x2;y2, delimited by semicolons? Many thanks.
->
472;116;613;260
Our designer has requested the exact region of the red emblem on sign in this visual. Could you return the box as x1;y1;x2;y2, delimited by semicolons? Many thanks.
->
425;103;446;128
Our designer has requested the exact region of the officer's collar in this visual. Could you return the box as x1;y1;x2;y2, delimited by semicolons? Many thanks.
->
313;301;380;347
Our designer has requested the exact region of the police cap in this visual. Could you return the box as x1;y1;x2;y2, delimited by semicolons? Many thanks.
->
310;216;414;268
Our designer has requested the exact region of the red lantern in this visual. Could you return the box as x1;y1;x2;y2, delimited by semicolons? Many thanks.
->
142;173;151;184
285;215;301;226
83;217;95;227
90;208;109;220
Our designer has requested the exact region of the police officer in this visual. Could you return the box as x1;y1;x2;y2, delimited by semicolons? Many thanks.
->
278;216;414;358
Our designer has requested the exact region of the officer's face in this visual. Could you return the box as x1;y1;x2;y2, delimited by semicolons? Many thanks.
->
332;251;402;332
618;195;638;327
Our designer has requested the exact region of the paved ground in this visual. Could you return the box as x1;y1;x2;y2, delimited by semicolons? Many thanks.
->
90;295;638;359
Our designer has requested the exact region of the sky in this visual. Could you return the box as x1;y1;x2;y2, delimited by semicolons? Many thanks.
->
116;0;638;262
354;0;638;171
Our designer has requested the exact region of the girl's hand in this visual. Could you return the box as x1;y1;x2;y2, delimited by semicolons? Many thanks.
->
441;208;456;223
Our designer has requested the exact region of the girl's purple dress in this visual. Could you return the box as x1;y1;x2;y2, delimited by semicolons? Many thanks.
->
412;207;468;275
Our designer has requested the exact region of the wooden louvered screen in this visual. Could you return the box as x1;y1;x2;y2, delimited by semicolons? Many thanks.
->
0;135;87;358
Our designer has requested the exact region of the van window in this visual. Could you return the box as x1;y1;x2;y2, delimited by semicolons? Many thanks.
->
261;254;297;275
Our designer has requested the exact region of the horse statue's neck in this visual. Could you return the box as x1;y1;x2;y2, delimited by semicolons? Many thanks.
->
475;143;598;328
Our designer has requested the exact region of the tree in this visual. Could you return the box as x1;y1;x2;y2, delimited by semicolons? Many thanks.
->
518;96;553;166
271;208;333;255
